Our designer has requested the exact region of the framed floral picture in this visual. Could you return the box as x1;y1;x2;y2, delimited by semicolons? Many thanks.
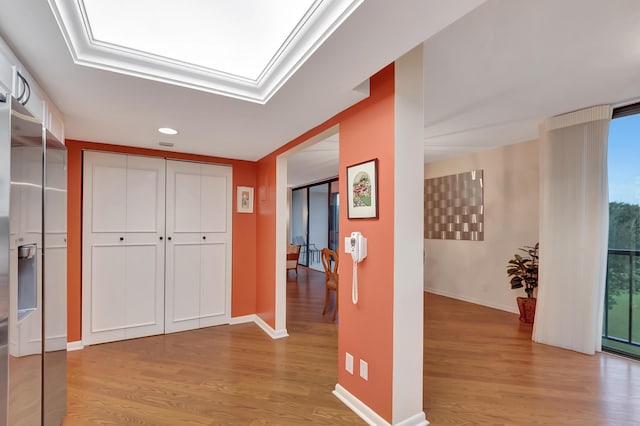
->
347;159;378;219
237;186;254;213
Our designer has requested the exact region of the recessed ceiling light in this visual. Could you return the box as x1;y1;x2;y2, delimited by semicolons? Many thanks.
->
158;127;178;135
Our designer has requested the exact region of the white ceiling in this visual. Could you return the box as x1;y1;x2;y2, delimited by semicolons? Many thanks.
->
2;0;640;184
287;133;339;188
423;0;640;163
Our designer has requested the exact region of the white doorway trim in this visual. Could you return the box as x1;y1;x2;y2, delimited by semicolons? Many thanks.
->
274;125;340;333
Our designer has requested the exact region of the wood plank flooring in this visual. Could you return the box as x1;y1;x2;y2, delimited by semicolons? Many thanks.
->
424;293;640;425
63;267;359;425
64;268;640;425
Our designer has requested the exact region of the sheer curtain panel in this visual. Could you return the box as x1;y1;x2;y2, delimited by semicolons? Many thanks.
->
533;105;612;355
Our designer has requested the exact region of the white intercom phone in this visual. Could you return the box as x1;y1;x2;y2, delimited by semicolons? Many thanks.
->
345;232;367;304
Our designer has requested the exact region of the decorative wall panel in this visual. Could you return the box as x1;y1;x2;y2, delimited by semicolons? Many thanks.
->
424;170;484;240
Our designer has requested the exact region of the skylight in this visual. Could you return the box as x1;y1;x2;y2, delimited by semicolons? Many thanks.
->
48;0;363;103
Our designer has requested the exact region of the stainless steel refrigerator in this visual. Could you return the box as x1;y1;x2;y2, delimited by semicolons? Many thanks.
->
0;94;67;425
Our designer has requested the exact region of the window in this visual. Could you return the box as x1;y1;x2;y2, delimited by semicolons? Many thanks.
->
290;179;339;271
603;104;640;358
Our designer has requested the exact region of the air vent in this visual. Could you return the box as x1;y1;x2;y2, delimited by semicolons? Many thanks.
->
158;141;174;147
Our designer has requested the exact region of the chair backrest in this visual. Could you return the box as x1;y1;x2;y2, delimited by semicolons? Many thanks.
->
286;244;301;271
321;248;339;283
287;244;301;256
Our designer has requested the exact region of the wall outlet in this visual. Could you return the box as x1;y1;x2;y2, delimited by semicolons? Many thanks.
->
345;352;354;375
359;359;368;381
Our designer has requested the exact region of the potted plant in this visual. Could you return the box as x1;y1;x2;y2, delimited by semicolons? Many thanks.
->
506;242;539;323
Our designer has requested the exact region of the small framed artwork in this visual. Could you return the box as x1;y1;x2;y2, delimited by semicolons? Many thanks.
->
347;158;378;219
237;186;254;213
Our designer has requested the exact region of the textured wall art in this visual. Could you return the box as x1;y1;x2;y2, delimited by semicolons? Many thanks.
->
424;170;484;241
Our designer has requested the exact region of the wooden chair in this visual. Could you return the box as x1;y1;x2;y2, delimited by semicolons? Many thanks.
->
321;248;339;321
286;244;301;275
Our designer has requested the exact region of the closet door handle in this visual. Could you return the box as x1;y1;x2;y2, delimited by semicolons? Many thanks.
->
119;237;124;241
202;236;206;240
159;236;163;241
168;236;172;241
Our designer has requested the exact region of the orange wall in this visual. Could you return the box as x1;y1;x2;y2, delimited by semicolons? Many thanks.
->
255;158;277;326
337;65;395;421
66;140;257;342
255;65;396;421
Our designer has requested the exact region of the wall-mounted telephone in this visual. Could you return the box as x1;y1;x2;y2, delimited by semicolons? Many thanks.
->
344;232;367;304
348;232;367;263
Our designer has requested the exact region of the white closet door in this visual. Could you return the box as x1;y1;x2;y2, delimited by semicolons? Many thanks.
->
122;155;166;340
165;161;232;333
165;160;201;332
199;163;232;328
82;152;165;345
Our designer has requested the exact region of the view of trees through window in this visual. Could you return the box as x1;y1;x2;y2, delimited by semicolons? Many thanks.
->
604;110;640;357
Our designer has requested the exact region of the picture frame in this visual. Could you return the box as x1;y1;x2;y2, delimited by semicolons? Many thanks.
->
237;186;254;213
347;158;378;219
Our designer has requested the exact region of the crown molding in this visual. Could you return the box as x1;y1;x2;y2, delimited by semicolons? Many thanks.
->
47;0;363;104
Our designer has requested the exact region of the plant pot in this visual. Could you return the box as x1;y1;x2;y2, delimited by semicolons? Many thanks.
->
516;297;536;324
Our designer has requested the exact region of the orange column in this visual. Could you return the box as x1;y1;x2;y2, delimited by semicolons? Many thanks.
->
255;158;277;326
336;65;396;421
255;49;425;425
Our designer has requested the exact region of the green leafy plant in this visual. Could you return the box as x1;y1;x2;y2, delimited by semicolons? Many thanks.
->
506;243;539;299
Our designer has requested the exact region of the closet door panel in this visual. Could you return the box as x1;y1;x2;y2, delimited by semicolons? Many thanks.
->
168;161;201;234
199;242;227;327
166;242;200;333
88;153;126;233
90;244;126;341
200;173;227;233
83;152;165;345
126;156;164;233
166;160;204;333
123;155;166;339
165;162;232;332
124;244;162;339
198;164;232;328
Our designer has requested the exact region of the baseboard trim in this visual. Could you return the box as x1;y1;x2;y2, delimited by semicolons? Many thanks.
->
229;314;257;325
253;315;288;339
333;384;390;425
333;384;428;426
67;341;84;351
395;412;429;426
424;288;518;315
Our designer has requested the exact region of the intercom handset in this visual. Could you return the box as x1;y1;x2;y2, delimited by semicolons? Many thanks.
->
345;232;367;304
349;232;367;263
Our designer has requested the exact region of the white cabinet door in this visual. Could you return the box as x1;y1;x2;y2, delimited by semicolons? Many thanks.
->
199;164;232;328
83;152;166;345
165;161;231;333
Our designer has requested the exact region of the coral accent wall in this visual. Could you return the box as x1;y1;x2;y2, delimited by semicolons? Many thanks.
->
254;65;396;421
65;140;257;342
255;159;277;326
337;65;395;422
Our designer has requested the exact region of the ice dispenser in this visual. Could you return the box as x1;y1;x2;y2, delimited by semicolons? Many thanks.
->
17;244;37;321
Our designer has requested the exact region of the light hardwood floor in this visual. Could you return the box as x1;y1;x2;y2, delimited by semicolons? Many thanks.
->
424;294;639;425
64;268;640;425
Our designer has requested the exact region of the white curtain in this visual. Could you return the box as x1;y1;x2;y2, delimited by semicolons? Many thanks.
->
532;105;612;355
